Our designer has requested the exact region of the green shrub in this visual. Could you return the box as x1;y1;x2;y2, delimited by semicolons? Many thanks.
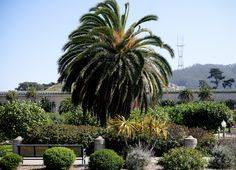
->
104;133;131;157
153;138;181;157
25;87;37;100
24;124;104;154
58;97;77;114
159;147;207;170
224;99;236;110
63;110;97;126
165;102;234;131
43;147;76;170
105;123;187;157
0;153;22;170
5;91;18;103
149;124;188;156
89;149;124;170
40;97;56;112
126;146;152;170
48;112;65;124
209;145;236;169
130;107;170;122
59;97;97;126
168;123;189;140
0;146;7;157
0;101;50;139
198;86;212;101
178;89;194;103
159;99;175;107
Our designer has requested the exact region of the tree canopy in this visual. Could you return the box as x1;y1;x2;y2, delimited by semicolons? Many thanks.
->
208;68;225;89
223;78;235;89
58;0;174;126
15;82;55;91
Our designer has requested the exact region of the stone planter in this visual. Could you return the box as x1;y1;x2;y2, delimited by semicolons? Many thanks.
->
94;136;105;151
184;136;197;149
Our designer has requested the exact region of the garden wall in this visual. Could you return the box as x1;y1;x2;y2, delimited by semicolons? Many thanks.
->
1;90;236;111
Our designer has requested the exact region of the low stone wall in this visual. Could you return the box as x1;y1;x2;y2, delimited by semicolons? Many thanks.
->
0;91;70;111
161;89;236;102
1;90;236;111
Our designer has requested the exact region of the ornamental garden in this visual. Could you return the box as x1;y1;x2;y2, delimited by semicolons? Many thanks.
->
1;0;236;170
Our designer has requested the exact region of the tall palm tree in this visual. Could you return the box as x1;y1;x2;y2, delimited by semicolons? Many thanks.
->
58;0;174;126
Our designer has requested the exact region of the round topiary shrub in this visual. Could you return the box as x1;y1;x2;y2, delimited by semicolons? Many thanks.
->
0;101;49;139
89;149;124;170
43;147;76;170
0;153;22;170
159;147;207;170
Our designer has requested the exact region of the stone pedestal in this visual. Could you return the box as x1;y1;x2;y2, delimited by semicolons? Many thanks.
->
184;136;197;149
94;136;105;151
12;136;23;154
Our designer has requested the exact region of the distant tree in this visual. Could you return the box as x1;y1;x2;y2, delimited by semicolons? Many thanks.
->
5;90;18;103
26;87;37;101
16;82;56;91
199;80;210;89
198;80;212;101
207;68;225;89
16;82;44;91
178;89;194;103
222;78;235;89
42;82;56;90
40;97;56;112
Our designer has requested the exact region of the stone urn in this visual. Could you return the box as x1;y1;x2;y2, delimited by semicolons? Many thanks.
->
184;136;197;149
94;136;105;151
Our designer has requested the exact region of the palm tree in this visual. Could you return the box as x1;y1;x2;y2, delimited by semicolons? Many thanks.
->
178;89;194;103
5;90;18;103
58;0;174;126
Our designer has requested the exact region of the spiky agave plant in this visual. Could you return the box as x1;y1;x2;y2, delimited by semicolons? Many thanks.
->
58;0;174;126
108;115;168;149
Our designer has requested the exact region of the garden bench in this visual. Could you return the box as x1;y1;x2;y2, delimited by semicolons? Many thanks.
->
16;144;86;164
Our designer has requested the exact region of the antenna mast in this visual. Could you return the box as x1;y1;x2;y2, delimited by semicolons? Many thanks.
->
177;36;184;69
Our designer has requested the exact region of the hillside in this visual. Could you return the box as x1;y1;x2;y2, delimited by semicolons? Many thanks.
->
170;64;236;89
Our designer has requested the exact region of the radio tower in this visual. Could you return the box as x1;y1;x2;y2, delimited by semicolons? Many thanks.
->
177;36;184;69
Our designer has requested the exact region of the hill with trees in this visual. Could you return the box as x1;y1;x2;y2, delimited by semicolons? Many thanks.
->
170;64;236;89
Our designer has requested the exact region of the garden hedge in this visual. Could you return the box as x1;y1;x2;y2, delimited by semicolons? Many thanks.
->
165;101;234;131
0;101;49;139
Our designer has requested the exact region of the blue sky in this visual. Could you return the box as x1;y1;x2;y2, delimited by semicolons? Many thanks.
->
1;0;236;91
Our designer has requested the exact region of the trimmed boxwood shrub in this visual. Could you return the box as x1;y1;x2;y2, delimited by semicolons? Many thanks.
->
0;153;22;170
159;147;207;170
89;149;124;170
43;147;76;170
0;101;50;139
165;101;234;131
